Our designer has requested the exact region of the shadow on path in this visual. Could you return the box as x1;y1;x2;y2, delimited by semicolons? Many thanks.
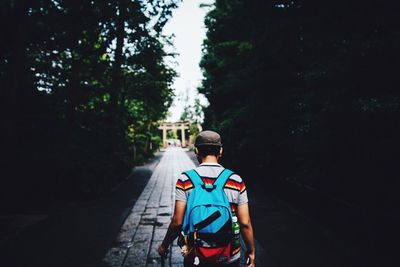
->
0;153;163;267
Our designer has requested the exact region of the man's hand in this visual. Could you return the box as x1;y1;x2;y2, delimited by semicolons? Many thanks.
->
157;243;169;258
246;252;255;267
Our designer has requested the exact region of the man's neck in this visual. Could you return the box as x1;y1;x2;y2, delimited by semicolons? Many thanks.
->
200;155;219;164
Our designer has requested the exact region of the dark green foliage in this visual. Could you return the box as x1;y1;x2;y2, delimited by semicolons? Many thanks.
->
200;0;400;212
1;0;179;204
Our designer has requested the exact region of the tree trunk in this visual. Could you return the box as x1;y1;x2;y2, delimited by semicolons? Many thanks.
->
144;120;152;154
4;0;29;167
109;0;125;154
65;56;80;144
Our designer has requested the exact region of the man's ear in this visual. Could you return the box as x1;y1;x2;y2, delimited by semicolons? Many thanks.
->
195;147;199;155
219;147;223;156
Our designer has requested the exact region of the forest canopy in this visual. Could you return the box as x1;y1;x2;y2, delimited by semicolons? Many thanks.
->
1;0;180;203
200;0;400;213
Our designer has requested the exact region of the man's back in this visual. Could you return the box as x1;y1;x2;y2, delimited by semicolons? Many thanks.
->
176;163;248;207
176;163;248;264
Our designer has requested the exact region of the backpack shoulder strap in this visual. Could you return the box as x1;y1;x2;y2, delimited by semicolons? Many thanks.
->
183;169;203;187
214;168;234;189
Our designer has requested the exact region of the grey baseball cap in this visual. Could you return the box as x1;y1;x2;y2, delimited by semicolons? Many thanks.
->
195;130;222;147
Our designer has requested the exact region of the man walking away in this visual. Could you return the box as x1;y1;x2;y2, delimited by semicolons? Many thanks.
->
158;130;256;267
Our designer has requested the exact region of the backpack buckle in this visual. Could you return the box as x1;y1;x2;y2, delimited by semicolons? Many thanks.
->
201;184;216;192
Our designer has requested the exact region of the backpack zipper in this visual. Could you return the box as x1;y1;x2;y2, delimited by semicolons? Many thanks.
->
193;210;221;231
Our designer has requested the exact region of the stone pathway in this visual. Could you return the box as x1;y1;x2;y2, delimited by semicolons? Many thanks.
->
103;147;193;267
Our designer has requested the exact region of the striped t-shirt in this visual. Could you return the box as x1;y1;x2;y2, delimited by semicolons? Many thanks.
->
175;162;249;263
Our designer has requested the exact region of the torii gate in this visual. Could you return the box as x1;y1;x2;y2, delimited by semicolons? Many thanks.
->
158;121;190;148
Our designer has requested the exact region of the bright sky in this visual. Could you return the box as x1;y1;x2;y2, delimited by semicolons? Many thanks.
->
163;0;214;122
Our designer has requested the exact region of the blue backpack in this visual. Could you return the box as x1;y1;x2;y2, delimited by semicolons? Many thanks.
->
180;168;234;264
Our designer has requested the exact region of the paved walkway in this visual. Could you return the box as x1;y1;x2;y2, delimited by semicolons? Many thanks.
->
103;147;194;267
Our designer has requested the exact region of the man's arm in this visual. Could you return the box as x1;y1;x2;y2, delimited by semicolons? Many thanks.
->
237;203;256;267
158;200;186;257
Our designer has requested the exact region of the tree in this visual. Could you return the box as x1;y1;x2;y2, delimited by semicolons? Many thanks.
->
200;0;400;216
0;0;180;203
